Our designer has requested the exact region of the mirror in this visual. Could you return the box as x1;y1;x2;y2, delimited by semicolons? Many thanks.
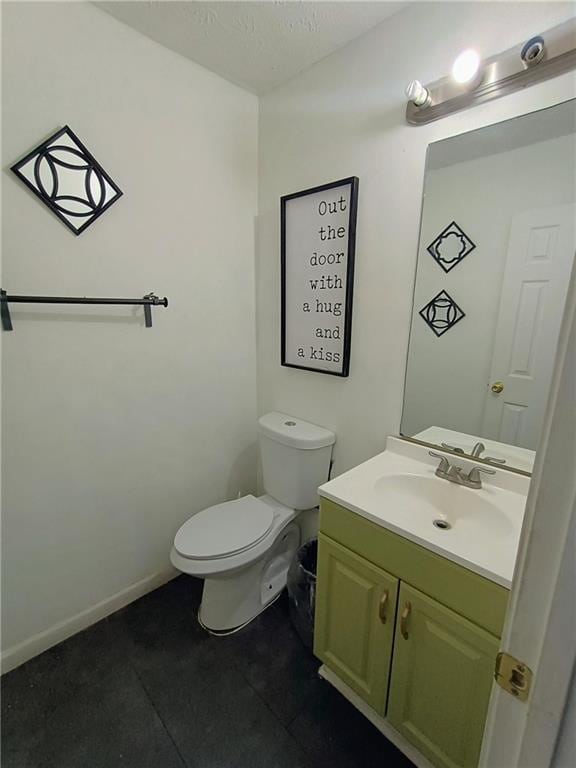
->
402;100;576;474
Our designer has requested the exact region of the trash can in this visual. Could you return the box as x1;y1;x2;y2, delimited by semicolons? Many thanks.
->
287;538;318;649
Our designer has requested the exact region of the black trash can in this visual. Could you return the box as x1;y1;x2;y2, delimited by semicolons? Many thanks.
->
287;538;318;649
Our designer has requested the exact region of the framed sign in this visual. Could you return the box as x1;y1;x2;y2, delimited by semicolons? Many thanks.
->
281;177;358;377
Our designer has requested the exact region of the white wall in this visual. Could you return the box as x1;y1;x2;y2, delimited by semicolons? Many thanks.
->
1;1;258;665
403;133;576;438
257;0;576;476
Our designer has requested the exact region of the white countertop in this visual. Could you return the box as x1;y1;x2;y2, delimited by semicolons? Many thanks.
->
319;437;529;588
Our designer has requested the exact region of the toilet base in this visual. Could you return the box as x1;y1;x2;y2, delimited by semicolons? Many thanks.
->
197;590;282;636
197;522;300;632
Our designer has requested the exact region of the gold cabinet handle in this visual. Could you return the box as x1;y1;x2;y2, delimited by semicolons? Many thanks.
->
491;381;504;394
401;601;411;639
378;590;389;624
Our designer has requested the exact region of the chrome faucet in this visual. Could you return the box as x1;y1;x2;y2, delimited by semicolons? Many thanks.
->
429;452;496;489
441;441;507;465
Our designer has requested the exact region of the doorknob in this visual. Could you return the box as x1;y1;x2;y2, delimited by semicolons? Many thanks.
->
491;381;504;394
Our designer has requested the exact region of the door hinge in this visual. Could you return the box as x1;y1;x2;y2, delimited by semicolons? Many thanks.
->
495;651;533;702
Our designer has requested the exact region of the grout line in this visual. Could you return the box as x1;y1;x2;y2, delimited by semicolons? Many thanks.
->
126;653;192;768
231;635;320;762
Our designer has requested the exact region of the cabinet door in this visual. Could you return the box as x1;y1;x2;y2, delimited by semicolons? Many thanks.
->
388;583;499;768
314;534;399;714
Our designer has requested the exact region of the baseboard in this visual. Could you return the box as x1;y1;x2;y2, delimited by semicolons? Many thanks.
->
318;664;435;768
1;568;177;675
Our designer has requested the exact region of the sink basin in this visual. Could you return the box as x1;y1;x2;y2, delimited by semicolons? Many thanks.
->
373;473;515;538
319;437;529;587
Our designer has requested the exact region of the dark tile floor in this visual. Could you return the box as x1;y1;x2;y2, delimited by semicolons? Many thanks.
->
1;576;414;768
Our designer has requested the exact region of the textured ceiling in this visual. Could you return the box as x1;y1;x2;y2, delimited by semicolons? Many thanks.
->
96;1;407;94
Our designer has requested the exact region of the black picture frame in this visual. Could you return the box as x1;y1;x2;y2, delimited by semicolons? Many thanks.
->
11;125;123;236
281;176;358;377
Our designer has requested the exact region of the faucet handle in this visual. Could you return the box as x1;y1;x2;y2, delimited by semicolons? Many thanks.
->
467;465;496;485
471;465;496;474
429;451;451;473
441;442;465;454
484;456;507;465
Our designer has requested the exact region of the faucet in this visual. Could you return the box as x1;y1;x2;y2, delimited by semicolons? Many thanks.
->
429;452;496;489
472;441;507;464
442;441;507;465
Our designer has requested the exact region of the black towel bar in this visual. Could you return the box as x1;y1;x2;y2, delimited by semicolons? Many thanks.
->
0;289;168;331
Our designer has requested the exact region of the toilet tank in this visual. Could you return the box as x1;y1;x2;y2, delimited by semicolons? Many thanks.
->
258;412;336;510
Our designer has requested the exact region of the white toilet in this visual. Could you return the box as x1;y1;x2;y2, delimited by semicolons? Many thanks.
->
170;412;335;633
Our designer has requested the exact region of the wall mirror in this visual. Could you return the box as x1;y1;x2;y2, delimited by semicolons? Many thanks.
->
401;99;575;474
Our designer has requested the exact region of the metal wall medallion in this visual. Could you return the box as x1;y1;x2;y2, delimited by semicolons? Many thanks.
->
427;221;475;272
11;126;122;235
419;290;465;336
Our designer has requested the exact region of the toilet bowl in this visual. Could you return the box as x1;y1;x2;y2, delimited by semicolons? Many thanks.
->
171;494;301;631
171;412;335;633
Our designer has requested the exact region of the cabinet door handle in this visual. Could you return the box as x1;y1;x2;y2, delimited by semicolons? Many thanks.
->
378;590;389;624
401;601;411;639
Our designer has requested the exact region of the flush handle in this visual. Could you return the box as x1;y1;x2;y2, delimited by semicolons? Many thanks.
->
401;601;411;639
378;590;389;624
491;381;504;394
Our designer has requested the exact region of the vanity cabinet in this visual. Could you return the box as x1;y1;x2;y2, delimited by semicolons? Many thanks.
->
314;499;509;768
315;535;398;714
388;583;499;768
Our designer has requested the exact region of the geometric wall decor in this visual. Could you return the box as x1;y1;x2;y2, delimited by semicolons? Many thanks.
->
419;289;465;336
427;221;475;273
11;126;123;236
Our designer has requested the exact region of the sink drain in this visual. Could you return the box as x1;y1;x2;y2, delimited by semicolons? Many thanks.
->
433;519;451;530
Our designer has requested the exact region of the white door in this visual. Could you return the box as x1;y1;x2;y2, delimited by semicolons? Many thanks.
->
479;250;576;768
482;205;575;450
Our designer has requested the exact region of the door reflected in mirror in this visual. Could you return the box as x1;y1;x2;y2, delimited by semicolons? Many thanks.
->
401;100;576;474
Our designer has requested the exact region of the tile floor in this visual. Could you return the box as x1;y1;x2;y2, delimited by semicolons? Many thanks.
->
1;575;415;768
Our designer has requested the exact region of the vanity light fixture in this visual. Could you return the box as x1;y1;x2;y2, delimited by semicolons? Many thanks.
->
405;18;576;124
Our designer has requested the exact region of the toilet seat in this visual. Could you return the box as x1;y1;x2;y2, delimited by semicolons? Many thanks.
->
174;495;275;561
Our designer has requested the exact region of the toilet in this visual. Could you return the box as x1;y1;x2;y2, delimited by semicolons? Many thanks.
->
170;412;335;633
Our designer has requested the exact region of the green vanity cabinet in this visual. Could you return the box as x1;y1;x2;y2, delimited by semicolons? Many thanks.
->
315;500;509;768
314;534;399;714
388;583;500;768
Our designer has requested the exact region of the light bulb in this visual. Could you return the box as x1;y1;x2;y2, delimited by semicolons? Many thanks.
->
451;49;481;84
405;80;430;107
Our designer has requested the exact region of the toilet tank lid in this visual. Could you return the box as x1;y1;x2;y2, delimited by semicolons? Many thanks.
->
258;412;335;450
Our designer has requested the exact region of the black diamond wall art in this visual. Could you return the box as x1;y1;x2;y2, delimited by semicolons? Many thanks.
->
427;221;475;273
11;126;122;235
420;290;465;337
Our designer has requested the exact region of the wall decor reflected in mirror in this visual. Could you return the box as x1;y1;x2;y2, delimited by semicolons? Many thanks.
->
419;290;465;337
427;221;476;273
402;100;576;474
11;126;122;235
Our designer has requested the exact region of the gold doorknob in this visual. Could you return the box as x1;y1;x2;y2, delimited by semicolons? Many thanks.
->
491;381;504;394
